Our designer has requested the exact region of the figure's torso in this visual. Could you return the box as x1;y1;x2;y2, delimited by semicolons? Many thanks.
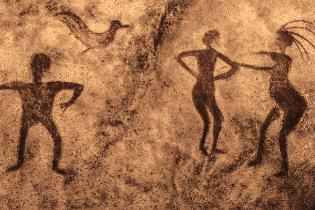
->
268;52;293;97
270;52;292;82
18;83;57;123
196;49;217;85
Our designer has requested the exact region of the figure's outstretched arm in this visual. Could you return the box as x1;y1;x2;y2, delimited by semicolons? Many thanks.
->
254;51;274;56
237;63;273;71
236;51;275;71
0;82;22;90
213;52;239;80
176;51;199;79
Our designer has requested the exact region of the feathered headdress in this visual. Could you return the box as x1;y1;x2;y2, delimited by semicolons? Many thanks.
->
278;19;315;60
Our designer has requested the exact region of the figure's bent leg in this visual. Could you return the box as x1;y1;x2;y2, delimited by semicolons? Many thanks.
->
192;86;209;156
208;98;224;154
248;107;280;166
7;122;29;172
43;120;67;175
275;104;306;177
275;127;289;177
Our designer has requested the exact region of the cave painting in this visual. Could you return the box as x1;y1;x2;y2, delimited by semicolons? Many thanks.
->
176;30;239;159
1;53;83;176
176;20;313;177
55;10;129;53
238;20;313;176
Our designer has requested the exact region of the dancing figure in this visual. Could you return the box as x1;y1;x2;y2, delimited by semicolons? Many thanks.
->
238;20;313;176
0;53;83;175
176;30;239;158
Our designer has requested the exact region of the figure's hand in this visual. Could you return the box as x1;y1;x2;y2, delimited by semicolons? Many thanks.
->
60;101;72;112
233;62;240;70
233;61;242;66
234;62;250;68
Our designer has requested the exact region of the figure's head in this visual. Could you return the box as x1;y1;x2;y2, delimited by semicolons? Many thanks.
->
276;29;294;51
31;53;51;82
203;30;220;48
110;20;130;29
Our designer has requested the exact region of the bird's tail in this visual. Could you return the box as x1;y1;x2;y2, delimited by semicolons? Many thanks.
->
54;11;91;35
46;0;69;15
46;1;91;35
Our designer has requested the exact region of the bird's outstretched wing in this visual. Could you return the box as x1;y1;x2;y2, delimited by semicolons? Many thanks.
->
55;11;103;47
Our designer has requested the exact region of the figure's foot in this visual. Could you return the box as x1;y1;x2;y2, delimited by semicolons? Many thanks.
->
273;169;288;177
63;169;76;185
208;148;226;162
208;152;217;162
6;162;24;172
248;157;262;167
199;146;208;156
53;167;68;175
211;148;226;154
53;166;76;185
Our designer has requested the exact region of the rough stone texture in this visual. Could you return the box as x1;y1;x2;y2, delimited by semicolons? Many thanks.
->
0;0;314;209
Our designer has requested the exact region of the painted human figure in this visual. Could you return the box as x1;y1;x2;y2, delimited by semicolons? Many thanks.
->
238;20;312;176
0;53;83;175
176;30;239;158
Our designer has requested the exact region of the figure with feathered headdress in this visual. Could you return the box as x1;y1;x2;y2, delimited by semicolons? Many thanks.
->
237;20;314;177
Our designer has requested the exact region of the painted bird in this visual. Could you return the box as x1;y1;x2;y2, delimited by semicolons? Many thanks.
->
55;11;130;53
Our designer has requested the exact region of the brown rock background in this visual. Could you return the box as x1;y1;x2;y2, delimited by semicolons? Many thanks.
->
0;0;314;209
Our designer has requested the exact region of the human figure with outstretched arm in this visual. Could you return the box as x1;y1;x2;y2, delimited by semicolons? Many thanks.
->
237;20;312;176
176;30;239;159
0;53;83;175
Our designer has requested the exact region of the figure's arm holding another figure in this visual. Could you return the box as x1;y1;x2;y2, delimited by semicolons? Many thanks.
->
176;51;199;79
237;63;273;71
254;51;275;56
236;51;274;71
213;53;239;80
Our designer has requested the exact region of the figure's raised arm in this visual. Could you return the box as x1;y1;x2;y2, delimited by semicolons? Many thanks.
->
175;50;199;79
213;52;239;80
